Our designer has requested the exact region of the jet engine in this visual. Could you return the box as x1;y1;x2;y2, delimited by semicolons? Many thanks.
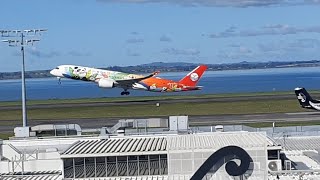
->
98;79;115;88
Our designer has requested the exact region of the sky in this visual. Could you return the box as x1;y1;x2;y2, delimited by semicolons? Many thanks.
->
0;0;320;72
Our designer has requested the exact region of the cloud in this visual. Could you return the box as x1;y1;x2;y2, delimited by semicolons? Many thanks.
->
97;0;320;7
238;46;252;54
217;39;320;61
209;24;320;38
161;48;200;55
160;35;172;42
258;39;320;52
14;48;91;58
126;38;144;43
126;50;141;56
67;50;91;57
27;48;61;58
288;39;320;49
228;44;241;48
218;45;253;59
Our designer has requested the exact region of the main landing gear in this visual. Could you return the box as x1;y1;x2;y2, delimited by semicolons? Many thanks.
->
121;91;130;96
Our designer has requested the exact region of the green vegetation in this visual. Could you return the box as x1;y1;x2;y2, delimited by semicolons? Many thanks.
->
1;91;320;129
0;99;303;120
2;90;319;107
0;93;272;106
0;133;13;140
246;121;320;128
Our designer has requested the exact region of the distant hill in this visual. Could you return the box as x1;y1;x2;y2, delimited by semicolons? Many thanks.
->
1;60;320;80
140;62;197;67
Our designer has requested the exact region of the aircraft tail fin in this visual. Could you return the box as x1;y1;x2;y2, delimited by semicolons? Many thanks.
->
294;87;317;109
179;65;208;87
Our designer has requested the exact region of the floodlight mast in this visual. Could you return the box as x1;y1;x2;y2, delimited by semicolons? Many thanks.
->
1;29;47;128
21;33;27;127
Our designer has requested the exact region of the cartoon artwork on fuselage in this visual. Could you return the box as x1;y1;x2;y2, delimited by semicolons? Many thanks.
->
64;66;140;82
50;64;208;95
66;66;98;81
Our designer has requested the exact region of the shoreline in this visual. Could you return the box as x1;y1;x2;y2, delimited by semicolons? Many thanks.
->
1;64;320;81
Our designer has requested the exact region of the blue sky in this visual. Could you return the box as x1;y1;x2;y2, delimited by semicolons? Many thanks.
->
1;0;320;72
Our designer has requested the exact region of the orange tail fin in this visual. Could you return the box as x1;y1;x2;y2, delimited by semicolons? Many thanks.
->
179;65;208;86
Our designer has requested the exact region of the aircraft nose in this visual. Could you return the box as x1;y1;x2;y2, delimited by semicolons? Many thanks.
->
50;68;63;77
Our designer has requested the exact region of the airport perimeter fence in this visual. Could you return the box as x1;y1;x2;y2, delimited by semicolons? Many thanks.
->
191;125;320;137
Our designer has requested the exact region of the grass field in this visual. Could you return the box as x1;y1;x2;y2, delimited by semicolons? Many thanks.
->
2;90;316;107
0;99;304;121
246;121;320;128
0;133;13;140
0;91;318;140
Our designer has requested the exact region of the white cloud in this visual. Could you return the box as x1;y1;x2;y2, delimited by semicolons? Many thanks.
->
27;48;61;58
126;38;144;43
67;50;91;57
209;25;320;38
258;39;320;52
160;35;172;42
126;49;141;56
97;0;320;7
162;47;200;55
218;46;253;59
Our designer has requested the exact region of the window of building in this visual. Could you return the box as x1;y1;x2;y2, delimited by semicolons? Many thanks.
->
56;129;66;136
117;156;128;176
107;156;117;177
63;154;168;179
96;157;106;177
150;155;160;175
268;150;279;160
74;158;84;178
128;156;138;176
63;158;74;178
160;154;168;175
139;155;149;175
85;157;95;178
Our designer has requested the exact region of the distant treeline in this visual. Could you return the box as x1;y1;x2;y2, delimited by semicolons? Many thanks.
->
0;70;51;80
1;60;320;80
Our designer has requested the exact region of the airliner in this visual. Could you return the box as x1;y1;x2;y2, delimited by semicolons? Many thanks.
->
50;65;208;95
294;87;320;110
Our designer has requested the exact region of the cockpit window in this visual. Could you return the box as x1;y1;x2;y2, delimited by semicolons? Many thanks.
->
55;67;59;69
74;67;78;69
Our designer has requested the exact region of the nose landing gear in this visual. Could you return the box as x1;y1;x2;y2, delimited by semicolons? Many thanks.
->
121;91;130;96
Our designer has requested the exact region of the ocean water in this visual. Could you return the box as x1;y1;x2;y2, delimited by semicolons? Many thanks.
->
1;67;320;101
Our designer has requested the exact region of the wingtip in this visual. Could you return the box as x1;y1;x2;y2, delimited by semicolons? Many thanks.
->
153;71;160;76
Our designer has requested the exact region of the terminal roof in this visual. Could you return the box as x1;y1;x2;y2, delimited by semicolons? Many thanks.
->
63;136;167;157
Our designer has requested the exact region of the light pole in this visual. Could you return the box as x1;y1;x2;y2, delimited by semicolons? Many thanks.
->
1;29;47;128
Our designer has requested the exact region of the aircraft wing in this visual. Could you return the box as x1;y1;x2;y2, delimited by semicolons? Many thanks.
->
184;86;203;90
115;71;159;88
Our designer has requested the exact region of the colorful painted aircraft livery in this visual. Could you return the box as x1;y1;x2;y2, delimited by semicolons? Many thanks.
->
50;65;208;95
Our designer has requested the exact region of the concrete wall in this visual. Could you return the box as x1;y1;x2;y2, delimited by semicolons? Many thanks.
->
0;136;100;174
0;159;63;173
0;161;10;173
23;159;63;172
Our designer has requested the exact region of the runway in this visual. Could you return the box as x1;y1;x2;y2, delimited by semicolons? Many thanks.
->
1;94;320;133
1;111;320;133
0;93;299;110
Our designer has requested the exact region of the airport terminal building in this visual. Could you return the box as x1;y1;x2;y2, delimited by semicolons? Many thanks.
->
59;132;269;179
1;130;269;179
1;119;320;180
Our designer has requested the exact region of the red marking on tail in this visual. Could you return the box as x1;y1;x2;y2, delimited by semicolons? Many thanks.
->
179;65;208;86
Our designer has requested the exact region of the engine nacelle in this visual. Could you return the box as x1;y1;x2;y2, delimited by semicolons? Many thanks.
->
98;79;115;88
